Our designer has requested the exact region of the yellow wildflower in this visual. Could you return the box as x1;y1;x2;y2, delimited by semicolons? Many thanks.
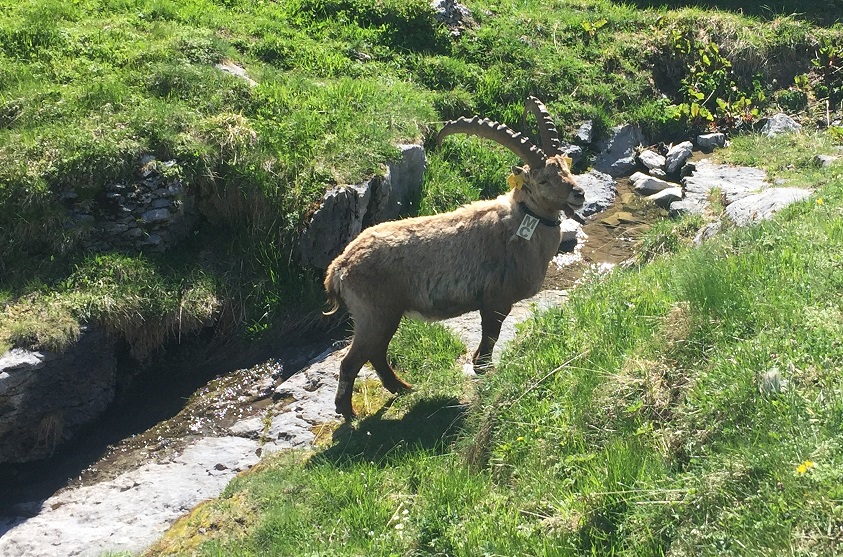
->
796;460;815;474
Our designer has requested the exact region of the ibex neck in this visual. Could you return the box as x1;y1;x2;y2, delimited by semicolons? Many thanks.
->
517;201;561;227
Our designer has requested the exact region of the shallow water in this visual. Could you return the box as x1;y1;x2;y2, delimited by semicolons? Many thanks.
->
544;177;667;289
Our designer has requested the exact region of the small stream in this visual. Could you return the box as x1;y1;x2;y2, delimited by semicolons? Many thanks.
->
0;174;668;546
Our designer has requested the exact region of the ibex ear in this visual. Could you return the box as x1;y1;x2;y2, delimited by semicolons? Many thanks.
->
508;166;527;190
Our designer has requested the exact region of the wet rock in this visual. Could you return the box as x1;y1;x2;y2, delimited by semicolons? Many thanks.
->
724;187;813;226
593;124;646;177
638;149;665;170
0;436;260;557
665;141;693;174
696;132;726;151
0;327;116;464
646;187;682;209
761;113;801;137
573;169;617;218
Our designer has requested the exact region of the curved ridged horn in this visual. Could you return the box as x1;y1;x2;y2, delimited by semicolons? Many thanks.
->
437;116;546;169
523;96;563;157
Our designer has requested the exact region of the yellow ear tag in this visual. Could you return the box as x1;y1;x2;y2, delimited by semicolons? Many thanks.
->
508;173;525;190
563;156;573;169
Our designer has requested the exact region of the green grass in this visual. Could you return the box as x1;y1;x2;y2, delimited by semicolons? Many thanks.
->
1;0;842;359
143;133;843;556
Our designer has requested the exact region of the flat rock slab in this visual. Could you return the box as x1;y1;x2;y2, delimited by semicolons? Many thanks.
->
673;158;812;225
439;289;568;366
725;187;813;226
0;436;260;557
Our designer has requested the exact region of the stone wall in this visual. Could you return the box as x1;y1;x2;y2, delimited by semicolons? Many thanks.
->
64;156;196;253
0;327;117;464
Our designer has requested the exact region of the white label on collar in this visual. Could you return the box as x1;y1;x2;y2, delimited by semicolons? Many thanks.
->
516;213;540;240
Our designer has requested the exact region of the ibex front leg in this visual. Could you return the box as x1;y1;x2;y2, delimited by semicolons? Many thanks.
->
473;305;511;373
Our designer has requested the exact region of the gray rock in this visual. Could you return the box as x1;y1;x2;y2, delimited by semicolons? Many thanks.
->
0;436;260;557
298;183;372;269
215;60;258;87
693;221;721;245
630;172;679;195
813;154;840;167
761;113;801;137
665;141;693;174
696;132;727;151
559;218;582;244
573;169;617;218
141;208;171;224
574;120;594;145
106;223;129;234
367;144;427;223
725;187;813;226
562;144;584;164
682;158;768;205
593;124;646;177
646;187;682;208
299;145;426;269
650;168;667;178
0;327;116;464
151;198;171;209
638;149;665;170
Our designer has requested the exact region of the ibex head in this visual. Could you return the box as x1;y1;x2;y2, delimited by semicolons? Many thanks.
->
437;97;585;219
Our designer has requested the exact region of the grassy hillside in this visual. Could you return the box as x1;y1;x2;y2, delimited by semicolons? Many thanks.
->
143;131;843;556
1;0;841;354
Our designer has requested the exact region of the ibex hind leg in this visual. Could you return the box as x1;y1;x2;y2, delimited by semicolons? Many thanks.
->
335;311;408;419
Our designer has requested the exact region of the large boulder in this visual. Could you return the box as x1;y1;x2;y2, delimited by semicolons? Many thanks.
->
761;113;801;137
298;183;372;270
671;158;813;224
593;124;647;177
725;188;813;226
0;327;116;464
298;144;426;269
573;169;617;218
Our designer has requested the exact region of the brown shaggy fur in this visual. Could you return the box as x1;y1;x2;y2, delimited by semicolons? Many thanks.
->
325;155;584;419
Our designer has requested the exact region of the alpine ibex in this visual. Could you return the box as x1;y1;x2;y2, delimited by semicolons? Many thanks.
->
325;97;585;419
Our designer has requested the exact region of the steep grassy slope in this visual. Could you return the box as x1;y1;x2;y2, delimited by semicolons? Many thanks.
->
1;0;841;356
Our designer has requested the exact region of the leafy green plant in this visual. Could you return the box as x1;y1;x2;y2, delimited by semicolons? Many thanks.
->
580;18;608;43
665;27;766;132
811;37;843;107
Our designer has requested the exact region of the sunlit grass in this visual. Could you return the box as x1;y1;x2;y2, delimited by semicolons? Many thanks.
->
144;134;843;556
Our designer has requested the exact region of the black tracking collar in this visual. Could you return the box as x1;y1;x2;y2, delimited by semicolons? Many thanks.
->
517;202;561;227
